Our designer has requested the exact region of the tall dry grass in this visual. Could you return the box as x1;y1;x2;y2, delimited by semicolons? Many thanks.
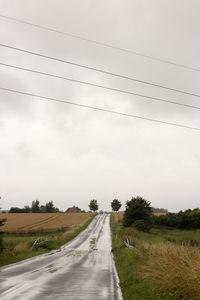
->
139;242;200;299
113;213;124;223
14;242;29;253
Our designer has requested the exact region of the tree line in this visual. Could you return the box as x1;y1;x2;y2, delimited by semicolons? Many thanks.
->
88;198;122;212
122;196;200;231
2;197;167;215
4;196;200;231
8;200;59;213
153;209;200;229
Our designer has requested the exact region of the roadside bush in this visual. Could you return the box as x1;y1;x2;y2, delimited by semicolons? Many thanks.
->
133;219;152;232
123;196;152;231
153;209;200;229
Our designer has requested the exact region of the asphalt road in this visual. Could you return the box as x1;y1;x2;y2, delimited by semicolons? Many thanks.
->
0;214;122;300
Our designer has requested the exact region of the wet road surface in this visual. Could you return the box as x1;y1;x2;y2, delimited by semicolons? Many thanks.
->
0;214;122;300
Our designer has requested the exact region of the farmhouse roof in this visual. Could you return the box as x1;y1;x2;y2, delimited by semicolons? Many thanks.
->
65;206;81;213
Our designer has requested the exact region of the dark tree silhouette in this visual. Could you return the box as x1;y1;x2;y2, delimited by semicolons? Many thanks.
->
89;199;98;212
31;200;40;213
111;199;122;212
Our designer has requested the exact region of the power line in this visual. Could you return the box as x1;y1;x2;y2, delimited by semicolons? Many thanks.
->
1;61;200;111
0;13;199;73
0;86;200;132
1;43;200;100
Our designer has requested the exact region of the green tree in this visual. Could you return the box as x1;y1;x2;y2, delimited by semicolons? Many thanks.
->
45;201;56;213
9;207;23;213
111;199;122;212
24;205;31;213
31;200;40;213
123;196;152;231
40;205;46;213
89;199;98;212
153;208;200;229
9;206;31;213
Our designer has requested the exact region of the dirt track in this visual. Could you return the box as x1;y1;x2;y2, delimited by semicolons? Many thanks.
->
0;214;122;300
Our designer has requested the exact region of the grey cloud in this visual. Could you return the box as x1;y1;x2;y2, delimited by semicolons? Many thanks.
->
0;0;200;212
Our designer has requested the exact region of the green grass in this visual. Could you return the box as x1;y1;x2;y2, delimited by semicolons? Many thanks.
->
111;216;181;300
0;249;48;266
0;214;96;267
120;225;200;246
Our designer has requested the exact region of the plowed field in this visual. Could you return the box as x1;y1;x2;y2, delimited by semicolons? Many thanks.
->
0;213;92;233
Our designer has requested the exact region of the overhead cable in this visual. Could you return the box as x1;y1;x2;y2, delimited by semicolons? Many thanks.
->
0;87;200;132
0;13;199;73
1;43;200;99
1;61;200;111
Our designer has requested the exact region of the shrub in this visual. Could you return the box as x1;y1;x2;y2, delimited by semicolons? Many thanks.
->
153;208;200;229
133;219;152;232
123;196;152;230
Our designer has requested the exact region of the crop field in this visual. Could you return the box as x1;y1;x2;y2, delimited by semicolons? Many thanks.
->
113;212;167;223
113;212;124;223
0;213;95;267
0;213;92;233
153;212;168;216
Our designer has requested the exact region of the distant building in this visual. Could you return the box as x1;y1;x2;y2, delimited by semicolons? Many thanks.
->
65;206;81;213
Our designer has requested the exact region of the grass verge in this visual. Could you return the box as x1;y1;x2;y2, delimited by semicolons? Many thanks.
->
139;242;200;299
111;215;181;300
0;214;96;267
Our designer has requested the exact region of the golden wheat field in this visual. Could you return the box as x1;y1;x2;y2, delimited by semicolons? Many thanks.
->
153;212;167;216
113;213;124;223
0;213;92;233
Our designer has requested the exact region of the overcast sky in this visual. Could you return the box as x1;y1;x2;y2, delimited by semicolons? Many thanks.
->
0;0;200;212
